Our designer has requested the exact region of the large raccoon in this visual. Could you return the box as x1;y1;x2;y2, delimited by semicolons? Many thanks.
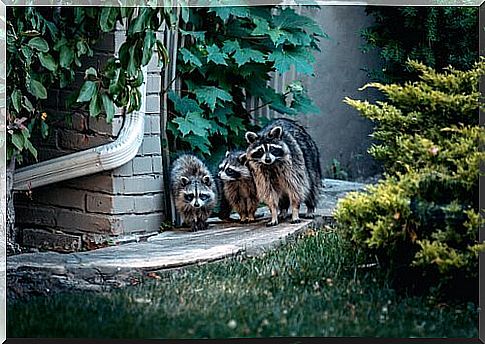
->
217;150;259;223
244;118;322;226
170;154;218;232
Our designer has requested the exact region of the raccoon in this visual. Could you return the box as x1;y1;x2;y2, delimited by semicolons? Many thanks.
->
170;154;218;232
244;118;322;227
217;150;259;223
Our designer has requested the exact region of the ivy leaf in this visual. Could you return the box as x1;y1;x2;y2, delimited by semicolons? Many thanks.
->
273;8;323;36
27;37;49;52
182;133;211;155
206;44;228;66
212;106;233;125
84;67;98;79
77;80;98;103
11;89;22;113
168;91;203;115
38;52;57;72
180;48;202;67
227;116;245;136
28;78;48;99
268;48;314;75
179;29;206;41
142;30;156;66
100;7;118;32
292;93;320;114
24;136;38;160
59;45;75;69
101;93;116;122
209;7;251;21
251;18;270;36
222;40;240;55
22;96;34;112
233;48;266;67
11;132;24;151
173;111;212;137
89;92;102;117
129;7;153;34
195;86;233;111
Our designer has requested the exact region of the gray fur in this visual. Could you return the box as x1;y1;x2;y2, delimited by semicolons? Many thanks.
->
245;118;322;226
218;150;258;223
170;154;217;231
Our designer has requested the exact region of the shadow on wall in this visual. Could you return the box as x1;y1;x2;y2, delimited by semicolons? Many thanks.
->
299;6;383;181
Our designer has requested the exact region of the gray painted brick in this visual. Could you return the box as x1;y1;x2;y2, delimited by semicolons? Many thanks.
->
146;95;160;114
57;209;122;235
119;212;165;234
152;156;162;173
147;74;161;94
133;156;153;175
114;30;126;54
113;161;133;177
86;193;135;214
144;115;152;133
140;135;161;156
122;175;163;194
134;194;164;213
150;116;161;134
147;53;162;73
33;187;86;211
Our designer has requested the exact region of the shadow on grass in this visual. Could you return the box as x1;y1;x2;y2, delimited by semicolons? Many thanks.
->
7;229;478;338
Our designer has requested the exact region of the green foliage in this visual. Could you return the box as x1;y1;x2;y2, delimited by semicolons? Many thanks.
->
167;6;323;163
6;7;171;165
360;7;478;83
335;60;484;298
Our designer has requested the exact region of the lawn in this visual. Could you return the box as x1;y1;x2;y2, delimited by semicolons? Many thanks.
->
7;229;478;338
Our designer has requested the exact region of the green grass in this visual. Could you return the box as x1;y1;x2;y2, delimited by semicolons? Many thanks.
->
7;230;478;339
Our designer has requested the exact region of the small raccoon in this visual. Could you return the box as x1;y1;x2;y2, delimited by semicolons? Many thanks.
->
244;118;322;227
217;150;259;223
170;154;218;232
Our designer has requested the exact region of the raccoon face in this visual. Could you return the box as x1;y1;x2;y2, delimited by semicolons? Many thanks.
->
245;126;289;165
180;176;214;208
218;151;251;181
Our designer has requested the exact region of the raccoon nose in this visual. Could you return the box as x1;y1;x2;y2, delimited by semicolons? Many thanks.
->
194;201;201;208
264;157;272;164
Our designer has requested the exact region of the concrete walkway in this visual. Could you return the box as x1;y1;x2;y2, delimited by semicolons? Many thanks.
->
7;179;366;299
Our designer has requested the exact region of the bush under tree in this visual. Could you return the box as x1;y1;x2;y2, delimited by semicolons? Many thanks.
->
335;59;484;299
360;6;478;83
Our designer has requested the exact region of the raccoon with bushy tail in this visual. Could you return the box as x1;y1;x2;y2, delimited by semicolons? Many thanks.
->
170;154;218;232
217;150;259;223
244;118;322;226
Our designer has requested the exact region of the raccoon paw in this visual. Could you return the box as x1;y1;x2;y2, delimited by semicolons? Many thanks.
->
266;220;279;227
240;219;249;224
302;213;315;219
290;218;302;224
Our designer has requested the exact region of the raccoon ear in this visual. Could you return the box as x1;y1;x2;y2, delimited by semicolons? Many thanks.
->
180;176;190;187
245;131;258;144
202;175;211;186
225;150;230;157
238;153;247;165
269;126;283;139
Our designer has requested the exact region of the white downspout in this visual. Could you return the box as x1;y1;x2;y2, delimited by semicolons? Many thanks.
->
13;67;148;191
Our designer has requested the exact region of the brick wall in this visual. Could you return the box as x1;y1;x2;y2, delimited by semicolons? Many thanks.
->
14;25;167;252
